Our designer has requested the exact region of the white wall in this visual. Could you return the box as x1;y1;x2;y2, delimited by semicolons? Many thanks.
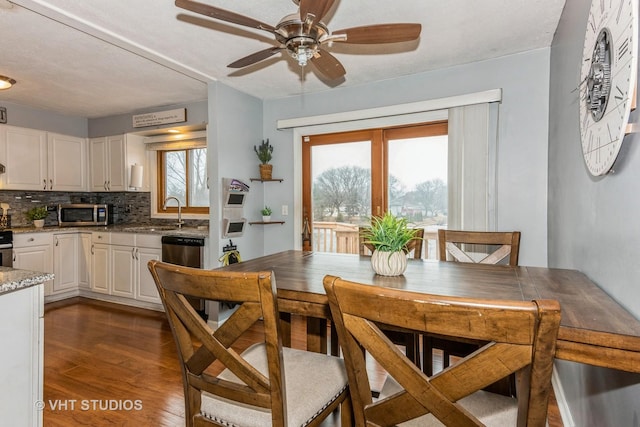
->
1;101;87;137
207;81;264;264
261;49;551;266
88;100;208;138
548;0;640;425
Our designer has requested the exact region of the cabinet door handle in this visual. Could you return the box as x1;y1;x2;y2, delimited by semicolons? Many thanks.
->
132;247;136;259
135;248;139;260
107;180;110;191
43;179;47;190
12;251;15;262
55;237;59;246
104;181;108;191
91;244;94;255
28;237;34;242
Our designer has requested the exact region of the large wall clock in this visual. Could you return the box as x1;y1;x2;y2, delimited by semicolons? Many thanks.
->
579;0;638;176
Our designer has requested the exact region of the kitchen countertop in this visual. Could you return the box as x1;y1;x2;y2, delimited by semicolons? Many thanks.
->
0;267;54;295
9;224;209;238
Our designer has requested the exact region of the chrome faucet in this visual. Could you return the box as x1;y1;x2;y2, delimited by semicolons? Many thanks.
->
163;196;184;228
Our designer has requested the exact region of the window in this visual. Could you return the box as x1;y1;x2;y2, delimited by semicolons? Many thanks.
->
157;148;208;214
302;121;448;256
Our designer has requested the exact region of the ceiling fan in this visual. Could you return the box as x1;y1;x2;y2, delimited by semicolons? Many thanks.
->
175;0;421;81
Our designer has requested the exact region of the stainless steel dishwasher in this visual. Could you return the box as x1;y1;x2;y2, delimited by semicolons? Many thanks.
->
161;235;206;318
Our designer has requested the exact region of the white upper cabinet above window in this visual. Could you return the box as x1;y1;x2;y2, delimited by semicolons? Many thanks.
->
0;125;87;191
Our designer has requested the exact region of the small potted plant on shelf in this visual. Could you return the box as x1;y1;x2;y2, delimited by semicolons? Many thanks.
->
254;139;274;180
360;212;420;276
26;206;48;228
261;206;272;222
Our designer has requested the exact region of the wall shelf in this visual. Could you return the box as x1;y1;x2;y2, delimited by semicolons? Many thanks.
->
250;178;283;182
249;221;285;225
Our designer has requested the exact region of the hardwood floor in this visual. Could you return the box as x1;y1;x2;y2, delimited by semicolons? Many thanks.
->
43;297;562;426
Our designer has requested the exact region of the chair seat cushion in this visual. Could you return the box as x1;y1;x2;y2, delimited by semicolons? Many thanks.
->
379;375;518;427
200;343;348;427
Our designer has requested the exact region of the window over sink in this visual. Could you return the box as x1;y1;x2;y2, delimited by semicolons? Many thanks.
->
157;148;208;215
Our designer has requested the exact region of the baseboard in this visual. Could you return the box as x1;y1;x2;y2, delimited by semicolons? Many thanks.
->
44;289;81;303
552;366;575;427
76;290;164;312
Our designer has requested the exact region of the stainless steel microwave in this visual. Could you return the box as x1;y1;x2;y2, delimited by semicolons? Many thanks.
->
57;204;111;226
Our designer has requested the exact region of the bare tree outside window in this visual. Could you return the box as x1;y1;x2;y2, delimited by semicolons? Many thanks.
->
189;148;208;207
165;151;186;204
161;148;208;213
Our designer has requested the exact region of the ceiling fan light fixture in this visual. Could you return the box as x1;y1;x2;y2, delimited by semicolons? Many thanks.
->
0;75;16;90
291;45;315;67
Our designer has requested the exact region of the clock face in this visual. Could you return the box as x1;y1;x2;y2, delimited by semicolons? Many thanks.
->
579;0;638;176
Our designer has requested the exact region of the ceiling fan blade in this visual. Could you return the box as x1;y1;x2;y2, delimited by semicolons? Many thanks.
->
228;47;283;68
175;0;275;33
332;23;421;44
299;0;335;24
310;49;346;80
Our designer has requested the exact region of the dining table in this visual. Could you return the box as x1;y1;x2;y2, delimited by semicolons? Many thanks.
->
214;250;640;373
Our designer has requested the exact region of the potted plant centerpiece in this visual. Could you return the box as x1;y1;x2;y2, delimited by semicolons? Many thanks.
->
254;139;274;180
360;212;420;276
261;206;272;222
26;206;48;228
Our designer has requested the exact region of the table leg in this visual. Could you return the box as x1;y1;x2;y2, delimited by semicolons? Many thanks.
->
279;312;292;348
307;317;328;354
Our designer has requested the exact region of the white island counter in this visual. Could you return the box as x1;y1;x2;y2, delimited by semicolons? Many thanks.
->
0;267;54;427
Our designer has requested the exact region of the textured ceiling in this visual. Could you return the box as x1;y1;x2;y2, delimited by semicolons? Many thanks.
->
0;0;566;118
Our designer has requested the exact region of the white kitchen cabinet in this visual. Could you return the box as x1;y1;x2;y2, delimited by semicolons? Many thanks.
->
0;125;86;191
52;233;79;294
13;233;54;295
47;132;87;191
110;233;136;298
135;234;162;304
89;133;147;192
0;283;44;427
111;244;136;297
0;125;47;190
90;232;111;294
78;233;91;289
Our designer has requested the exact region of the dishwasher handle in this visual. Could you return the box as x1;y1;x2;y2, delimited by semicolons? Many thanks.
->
161;236;205;246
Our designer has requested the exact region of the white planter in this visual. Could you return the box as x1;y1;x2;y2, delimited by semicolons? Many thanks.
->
371;250;408;276
262;216;271;222
33;219;45;228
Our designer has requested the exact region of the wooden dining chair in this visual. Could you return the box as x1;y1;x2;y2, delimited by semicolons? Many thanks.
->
148;260;352;427
358;226;425;366
324;275;560;427
437;229;521;266
426;229;523;379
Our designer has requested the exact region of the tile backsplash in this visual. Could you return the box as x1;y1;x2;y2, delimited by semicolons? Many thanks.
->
0;190;208;228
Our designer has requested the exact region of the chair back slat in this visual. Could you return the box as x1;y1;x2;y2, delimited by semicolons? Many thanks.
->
324;274;560;427
438;229;521;266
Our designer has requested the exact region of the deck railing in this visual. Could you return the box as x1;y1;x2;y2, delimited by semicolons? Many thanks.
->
312;221;438;259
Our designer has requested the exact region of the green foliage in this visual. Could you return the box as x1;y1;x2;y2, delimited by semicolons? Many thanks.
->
360;212;419;253
254;139;273;164
26;206;48;221
261;206;272;216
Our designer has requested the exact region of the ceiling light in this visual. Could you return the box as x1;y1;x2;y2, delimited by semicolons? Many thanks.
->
167;129;180;133
0;76;16;90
